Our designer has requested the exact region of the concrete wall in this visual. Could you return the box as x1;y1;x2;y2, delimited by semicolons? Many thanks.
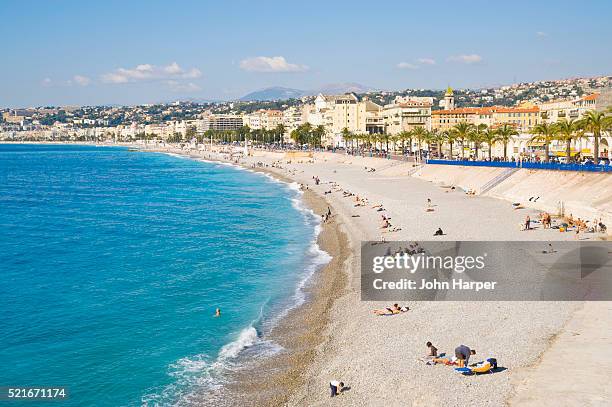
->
413;164;612;226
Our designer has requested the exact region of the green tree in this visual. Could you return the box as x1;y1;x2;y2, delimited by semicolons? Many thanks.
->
495;123;519;161
480;128;498;161
275;123;286;146
579;110;611;164
312;125;326;148
445;130;457;159
397;130;410;154
427;129;446;158
185;125;196;141
450;122;474;159
554;119;582;163
530;122;559;162
411;126;428;159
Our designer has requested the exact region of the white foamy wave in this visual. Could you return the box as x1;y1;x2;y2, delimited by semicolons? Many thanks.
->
165;152;188;159
286;181;302;193
143;321;279;406
218;326;258;360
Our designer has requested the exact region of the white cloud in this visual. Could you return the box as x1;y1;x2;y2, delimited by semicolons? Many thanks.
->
536;31;548;37
239;56;308;73
397;62;418;70
73;75;91;86
165;80;201;92
101;62;202;84
417;58;436;65
447;54;483;64
41;77;52;87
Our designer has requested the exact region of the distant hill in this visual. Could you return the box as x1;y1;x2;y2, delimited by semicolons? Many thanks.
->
240;82;374;101
240;87;305;101
316;82;373;95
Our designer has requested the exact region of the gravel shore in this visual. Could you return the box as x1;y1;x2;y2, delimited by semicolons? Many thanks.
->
147;145;611;407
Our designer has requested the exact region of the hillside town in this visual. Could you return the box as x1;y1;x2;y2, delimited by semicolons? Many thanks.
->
2;75;612;162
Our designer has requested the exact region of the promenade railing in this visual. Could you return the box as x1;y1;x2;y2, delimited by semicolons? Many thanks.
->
425;159;612;173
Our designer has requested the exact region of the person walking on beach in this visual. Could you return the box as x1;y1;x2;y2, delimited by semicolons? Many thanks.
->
524;215;531;231
329;380;344;397
455;344;475;367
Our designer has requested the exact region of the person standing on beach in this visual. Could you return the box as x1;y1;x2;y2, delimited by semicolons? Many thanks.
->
329;380;344;397
524;215;531;231
455;345;475;367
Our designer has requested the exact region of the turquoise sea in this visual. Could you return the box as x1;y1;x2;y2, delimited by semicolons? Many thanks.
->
0;144;328;406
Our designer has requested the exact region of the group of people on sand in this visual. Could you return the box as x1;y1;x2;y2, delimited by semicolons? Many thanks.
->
379;212;402;234
567;214;607;233
321;206;333;223
522;210;608;237
425;342;477;368
354;195;368;207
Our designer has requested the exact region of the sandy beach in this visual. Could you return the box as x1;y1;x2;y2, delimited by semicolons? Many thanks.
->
142;144;611;407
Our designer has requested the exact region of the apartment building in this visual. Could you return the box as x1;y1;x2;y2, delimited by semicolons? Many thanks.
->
539;93;599;123
432;106;539;132
383;96;432;134
243;109;284;131
205;114;243;131
282;106;303;135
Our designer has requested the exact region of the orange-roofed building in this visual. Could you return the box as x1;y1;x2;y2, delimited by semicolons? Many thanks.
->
431;106;540;132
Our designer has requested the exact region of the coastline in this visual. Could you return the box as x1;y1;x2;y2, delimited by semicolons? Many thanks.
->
144;146;353;406
225;187;351;406
9;142;611;406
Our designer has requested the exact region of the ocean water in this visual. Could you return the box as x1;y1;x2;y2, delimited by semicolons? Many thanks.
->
0;144;328;406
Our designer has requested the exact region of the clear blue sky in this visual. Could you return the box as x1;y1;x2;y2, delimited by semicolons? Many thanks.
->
1;0;610;107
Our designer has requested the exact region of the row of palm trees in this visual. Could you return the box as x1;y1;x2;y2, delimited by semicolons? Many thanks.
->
195;124;288;145
341;122;519;161
341;109;611;163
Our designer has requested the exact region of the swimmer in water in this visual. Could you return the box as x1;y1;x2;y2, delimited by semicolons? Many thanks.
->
214;308;221;317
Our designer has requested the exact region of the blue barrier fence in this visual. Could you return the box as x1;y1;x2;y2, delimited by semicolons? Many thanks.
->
425;159;612;173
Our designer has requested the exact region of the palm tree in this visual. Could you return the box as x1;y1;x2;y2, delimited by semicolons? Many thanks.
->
480;129;498;161
472;124;487;160
530;122;558;162
341;127;352;150
313;125;325;148
429;130;446;158
397;130;410;154
411;126;428;160
275;124;286;147
381;133;391;153
579;110;610;164
554;119;582;163
444;130;456;159
495;123;519;161
468;131;483;160
450;122;474;159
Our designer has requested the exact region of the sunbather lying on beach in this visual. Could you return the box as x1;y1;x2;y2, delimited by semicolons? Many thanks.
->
373;303;409;315
432;356;458;365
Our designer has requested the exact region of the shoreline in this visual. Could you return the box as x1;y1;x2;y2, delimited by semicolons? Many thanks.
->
9;142;611;406
143;146;353;406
